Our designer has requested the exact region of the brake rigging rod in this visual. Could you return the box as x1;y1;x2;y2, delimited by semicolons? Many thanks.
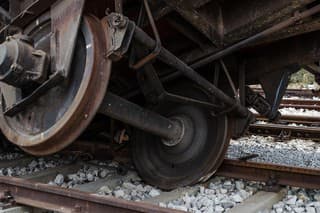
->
133;27;249;118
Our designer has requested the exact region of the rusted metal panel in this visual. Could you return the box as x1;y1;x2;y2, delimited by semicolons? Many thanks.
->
246;30;320;82
222;0;315;43
162;0;222;46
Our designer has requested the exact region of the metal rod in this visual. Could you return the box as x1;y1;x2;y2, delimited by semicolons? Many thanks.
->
219;60;238;99
239;62;246;105
192;4;320;68
114;0;123;14
99;92;182;140
0;6;11;24
133;27;249;117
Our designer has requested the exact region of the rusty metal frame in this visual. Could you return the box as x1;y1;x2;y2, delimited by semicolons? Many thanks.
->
50;0;86;77
192;4;320;68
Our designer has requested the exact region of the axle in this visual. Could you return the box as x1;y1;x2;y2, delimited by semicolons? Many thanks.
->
99;92;183;143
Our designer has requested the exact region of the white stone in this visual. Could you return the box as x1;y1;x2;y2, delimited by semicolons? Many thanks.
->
159;202;166;208
114;190;125;198
99;170;108;178
149;189;160;197
86;173;94;182
99;186;112;194
122;182;136;190
232;194;243;203
293;207;305;213
215;205;224;212
221;201;234;209
200;186;205;193
306;207;316;213
28;160;38;168
54;174;64;185
220;188;228;194
235;181;245;190
285;195;297;205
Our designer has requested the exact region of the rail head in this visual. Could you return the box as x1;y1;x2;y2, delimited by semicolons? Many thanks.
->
0;176;182;213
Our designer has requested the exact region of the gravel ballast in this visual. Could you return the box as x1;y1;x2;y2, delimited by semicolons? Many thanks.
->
0;155;71;177
227;135;320;168
49;162;115;188
267;187;320;213
0;152;24;161
160;177;265;212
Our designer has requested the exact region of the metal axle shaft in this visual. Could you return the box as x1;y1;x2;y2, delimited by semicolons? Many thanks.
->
99;92;182;140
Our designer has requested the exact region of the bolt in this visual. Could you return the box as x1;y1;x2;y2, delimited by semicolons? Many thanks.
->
111;14;127;28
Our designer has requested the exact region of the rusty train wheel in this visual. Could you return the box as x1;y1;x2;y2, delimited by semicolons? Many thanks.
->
131;84;231;190
0;15;111;155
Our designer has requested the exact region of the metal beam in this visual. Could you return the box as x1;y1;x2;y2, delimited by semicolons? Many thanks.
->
162;0;221;46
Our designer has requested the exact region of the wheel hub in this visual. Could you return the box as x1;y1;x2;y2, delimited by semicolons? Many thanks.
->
161;117;185;147
0;35;48;87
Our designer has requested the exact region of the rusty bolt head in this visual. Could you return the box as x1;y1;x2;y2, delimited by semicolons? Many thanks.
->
111;14;127;29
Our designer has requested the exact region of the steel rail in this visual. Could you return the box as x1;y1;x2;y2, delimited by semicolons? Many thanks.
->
279;98;320;110
281;99;320;106
280;104;320;111
253;88;320;98
217;159;320;189
255;114;320;124
248;123;320;141
0;176;182;213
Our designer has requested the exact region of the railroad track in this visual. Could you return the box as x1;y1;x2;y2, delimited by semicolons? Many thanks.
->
248;123;320;141
1;97;319;212
0;153;182;213
218;159;320;189
253;88;320;99
250;109;320;140
280;99;320;111
0;141;318;213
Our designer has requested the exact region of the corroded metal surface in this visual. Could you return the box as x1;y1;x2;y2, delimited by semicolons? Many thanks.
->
0;15;112;155
0;176;182;213
249;123;320;141
218;159;320;189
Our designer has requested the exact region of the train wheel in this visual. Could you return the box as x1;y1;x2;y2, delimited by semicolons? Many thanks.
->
131;84;230;189
0;15;111;155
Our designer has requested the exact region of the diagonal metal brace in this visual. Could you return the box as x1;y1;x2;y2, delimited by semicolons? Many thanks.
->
50;0;86;78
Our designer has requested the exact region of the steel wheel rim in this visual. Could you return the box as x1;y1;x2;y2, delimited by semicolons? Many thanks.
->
131;84;231;189
0;15;111;155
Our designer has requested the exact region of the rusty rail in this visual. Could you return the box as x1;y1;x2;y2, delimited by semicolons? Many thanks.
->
253;88;320;98
217;159;320;189
0;177;181;213
249;123;320;141
255;114;320;125
280;99;320;110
